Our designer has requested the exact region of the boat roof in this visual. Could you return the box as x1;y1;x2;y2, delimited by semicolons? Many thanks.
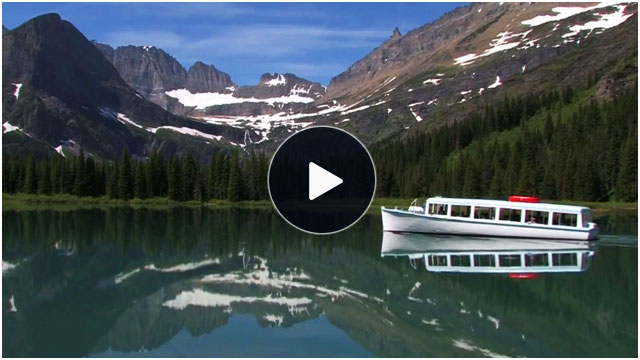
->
426;197;590;213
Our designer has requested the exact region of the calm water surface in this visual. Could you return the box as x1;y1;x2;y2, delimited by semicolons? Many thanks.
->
2;207;637;357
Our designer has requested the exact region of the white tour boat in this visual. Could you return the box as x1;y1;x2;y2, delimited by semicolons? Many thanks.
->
381;196;598;240
380;232;596;276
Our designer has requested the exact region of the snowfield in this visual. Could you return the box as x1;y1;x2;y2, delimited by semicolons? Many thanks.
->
165;88;315;109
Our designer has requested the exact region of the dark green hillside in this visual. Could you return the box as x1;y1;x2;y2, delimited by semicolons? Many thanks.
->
372;82;638;202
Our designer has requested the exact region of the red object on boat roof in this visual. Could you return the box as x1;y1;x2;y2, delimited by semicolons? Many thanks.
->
509;273;539;279
509;195;540;203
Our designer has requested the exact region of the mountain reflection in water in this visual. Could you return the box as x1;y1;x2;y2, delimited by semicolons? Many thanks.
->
2;207;637;357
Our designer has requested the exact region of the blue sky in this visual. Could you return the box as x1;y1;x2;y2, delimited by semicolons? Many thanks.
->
3;2;466;85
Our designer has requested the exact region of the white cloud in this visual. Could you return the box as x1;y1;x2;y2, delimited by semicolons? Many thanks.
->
130;3;329;20
103;30;185;49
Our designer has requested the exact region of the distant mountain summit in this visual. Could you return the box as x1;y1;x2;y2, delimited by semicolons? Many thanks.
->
186;61;234;93
93;42;325;118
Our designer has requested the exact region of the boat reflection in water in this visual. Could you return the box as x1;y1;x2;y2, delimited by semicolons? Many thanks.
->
381;231;597;276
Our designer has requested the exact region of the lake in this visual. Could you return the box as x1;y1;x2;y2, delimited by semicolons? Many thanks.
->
2;206;637;357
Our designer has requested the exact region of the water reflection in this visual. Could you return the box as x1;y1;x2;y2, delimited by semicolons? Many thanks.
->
381;232;597;275
2;207;638;357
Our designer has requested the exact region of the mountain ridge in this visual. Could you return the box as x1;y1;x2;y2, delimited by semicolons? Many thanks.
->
2;13;252;161
2;3;637;159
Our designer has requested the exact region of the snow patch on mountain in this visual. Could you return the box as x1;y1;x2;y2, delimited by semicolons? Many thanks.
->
521;1;627;27
165;88;314;109
454;53;480;66
3;122;21;134
452;339;507;358
423;78;442;85
12;83;22;99
382;76;397;86
488;76;502;89
148;126;224;142
265;74;286;87
117;113;144;129
340;100;386;115
561;4;632;38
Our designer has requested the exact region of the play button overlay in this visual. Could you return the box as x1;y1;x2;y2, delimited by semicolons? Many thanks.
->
308;162;343;200
268;126;376;234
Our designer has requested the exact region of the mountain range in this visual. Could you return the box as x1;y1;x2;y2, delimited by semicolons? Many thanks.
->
2;2;637;161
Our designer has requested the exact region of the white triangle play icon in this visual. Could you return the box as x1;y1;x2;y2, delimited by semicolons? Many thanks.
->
309;162;343;200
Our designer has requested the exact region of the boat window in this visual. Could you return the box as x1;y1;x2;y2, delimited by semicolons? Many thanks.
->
451;205;471;218
474;207;496;220
499;208;522;222
428;255;448;266
428;203;448;215
552;213;578;227
474;254;495;267
499;254;521;267
525;210;549;225
525;253;549;267
552;253;577;266
450;255;471;267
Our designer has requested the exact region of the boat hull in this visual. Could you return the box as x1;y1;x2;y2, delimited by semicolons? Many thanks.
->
381;208;598;240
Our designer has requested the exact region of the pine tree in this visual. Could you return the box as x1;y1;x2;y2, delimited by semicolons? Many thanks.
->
37;156;51;195
227;151;242;202
134;161;147;199
167;156;182;201
616;134;638;201
216;154;229;199
107;164;119;199
182;154;198;201
194;170;205;202
118;147;133;200
544;112;553;145
561;151;577;199
84;156;96;196
73;148;86;196
23;155;37;194
207;153;219;200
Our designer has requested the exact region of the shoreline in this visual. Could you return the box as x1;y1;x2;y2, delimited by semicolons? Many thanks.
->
2;193;637;212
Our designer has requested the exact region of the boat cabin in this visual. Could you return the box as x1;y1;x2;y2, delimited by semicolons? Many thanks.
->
424;196;593;230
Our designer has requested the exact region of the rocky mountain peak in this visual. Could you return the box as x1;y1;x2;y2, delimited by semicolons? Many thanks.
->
3;12;122;100
391;27;402;40
259;72;287;86
186;61;234;93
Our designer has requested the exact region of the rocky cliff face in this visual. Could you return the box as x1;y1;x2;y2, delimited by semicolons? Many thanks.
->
3;14;250;161
94;43;188;97
325;3;505;102
185;61;234;93
93;43;325;119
